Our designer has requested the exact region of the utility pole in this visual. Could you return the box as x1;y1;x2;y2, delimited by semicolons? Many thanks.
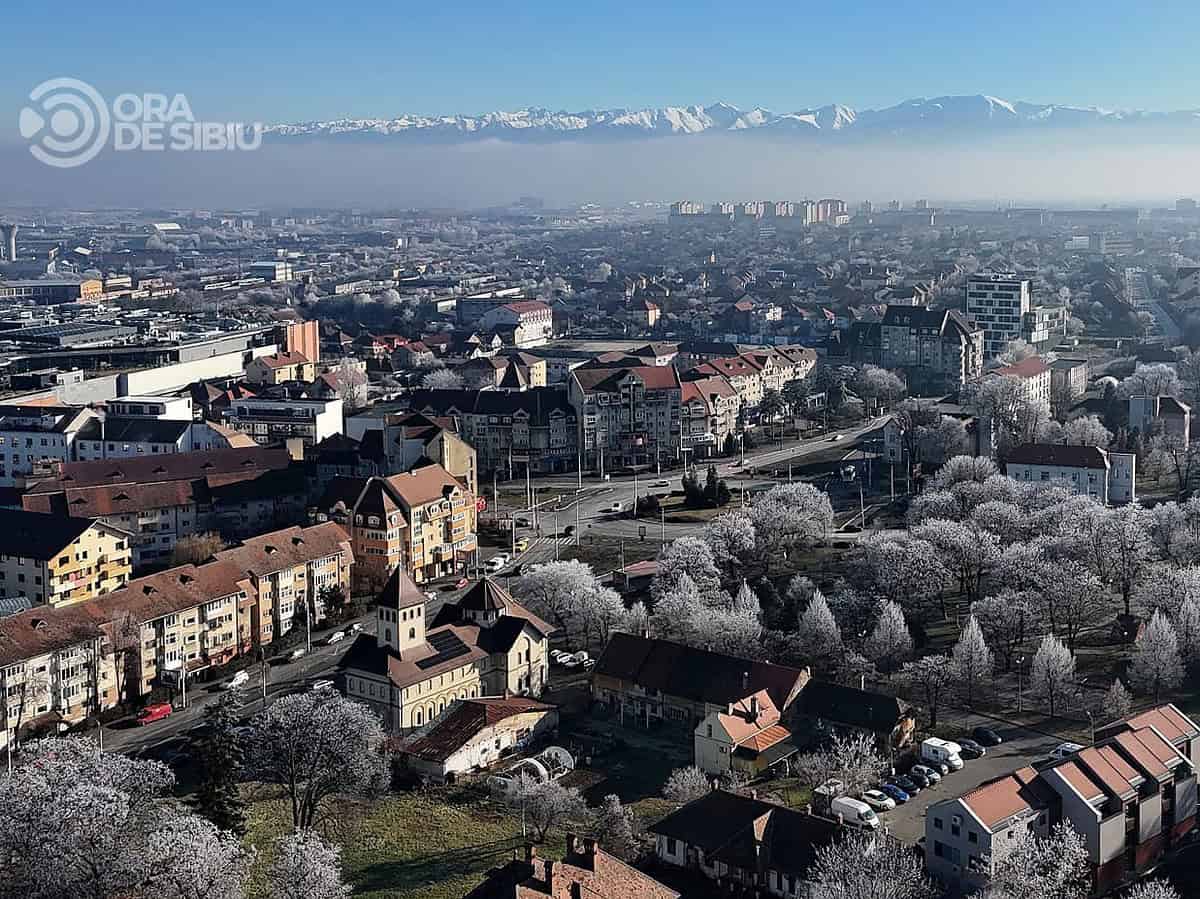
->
305;598;312;655
633;470;639;514
553;506;561;560
577;447;582;490
660;507;666;542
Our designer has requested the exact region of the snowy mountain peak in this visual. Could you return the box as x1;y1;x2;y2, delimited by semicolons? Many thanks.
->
263;95;1200;142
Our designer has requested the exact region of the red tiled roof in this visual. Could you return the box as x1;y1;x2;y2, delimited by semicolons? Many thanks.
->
401;697;555;762
995;356;1050;379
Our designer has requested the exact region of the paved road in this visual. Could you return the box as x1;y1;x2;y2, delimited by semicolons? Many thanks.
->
880;716;1066;843
485;419;886;566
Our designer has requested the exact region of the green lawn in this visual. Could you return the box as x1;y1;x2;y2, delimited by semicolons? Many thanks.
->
245;788;568;899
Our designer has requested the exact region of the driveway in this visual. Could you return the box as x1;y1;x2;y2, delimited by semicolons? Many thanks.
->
881;716;1064;843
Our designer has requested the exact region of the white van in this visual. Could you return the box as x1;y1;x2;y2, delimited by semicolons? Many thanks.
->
225;670;249;690
830;796;880;830
921;737;964;771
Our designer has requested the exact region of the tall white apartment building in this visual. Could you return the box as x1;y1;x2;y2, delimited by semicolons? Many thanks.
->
965;273;1032;358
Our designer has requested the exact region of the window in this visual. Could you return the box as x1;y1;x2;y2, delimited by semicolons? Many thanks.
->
666;838;677;856
933;817;943;830
968;831;978;844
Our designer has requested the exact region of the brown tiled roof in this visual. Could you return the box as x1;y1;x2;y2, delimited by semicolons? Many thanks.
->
23;479;210;517
1007;443;1109;469
32;446;290;490
1055;761;1105;803
959;766;1044;831
381;467;469;508
379;567;426;611
1077;746;1139;799
572;366;681;393
1122;705;1200;743
458;577;514;613
995;356;1050;379
0;602;107;667
1113;731;1171;780
401;696;555;762
255;350;309;369
738;723;791;753
214;523;352;577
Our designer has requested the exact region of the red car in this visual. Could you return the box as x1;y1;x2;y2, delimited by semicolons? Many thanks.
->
137;702;173;725
455;577;469;589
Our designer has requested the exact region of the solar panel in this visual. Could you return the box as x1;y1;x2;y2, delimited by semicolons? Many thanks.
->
416;629;471;669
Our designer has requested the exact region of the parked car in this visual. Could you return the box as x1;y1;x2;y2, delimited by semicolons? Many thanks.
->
287;648;306;662
515;538;530;552
828;434;843;441
224;670;249;690
920;737;964;771
881;783;910;804
861;789;896;812
911;764;941;784
549;649;569;663
324;630;346;645
424;590;438;601
138;702;173;725
310;679;336;693
348;622;364;633
486;558;506;573
515;517;531;528
958;738;986;759
904;769;933;789
890;774;921;795
1050;742;1085;760
972;726;1003;746
830;796;880;830
653;480;670;488
455;577;469;589
608;502;624;513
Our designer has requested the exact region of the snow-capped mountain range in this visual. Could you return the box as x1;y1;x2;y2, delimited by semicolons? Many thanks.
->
264;94;1200;141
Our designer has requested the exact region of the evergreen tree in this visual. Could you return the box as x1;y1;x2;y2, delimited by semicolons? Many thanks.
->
193;694;247;835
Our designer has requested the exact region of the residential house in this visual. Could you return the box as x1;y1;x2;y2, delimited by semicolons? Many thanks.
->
0;509;131;607
795;680;916;752
694;689;797;778
477;301;555;348
244;350;316;385
1051;358;1090;405
223;396;343;448
592;633;809;730
343;410;478;493
466;838;678;899
650;789;841;896
339;574;553;734
1129;395;1191;445
317;464;477;588
992;356;1052;406
399;695;558;783
1005;443;1136;504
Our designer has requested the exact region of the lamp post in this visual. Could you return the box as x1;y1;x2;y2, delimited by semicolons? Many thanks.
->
1015;655;1025;713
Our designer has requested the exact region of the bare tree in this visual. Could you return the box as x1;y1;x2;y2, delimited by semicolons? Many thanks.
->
170;532;227;566
913;520;1000;605
972;592;1035;672
793;732;889;798
421;368;465;390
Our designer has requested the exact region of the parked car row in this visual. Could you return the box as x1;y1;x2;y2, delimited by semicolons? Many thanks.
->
550;649;594;670
864;730;1003;809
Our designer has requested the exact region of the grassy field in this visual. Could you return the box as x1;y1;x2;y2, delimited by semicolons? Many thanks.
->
246;787;569;899
559;536;661;574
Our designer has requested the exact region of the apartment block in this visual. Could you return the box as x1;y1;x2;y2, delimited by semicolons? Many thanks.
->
569;366;682;472
223;396;343;447
965;273;1033;358
244;349;316;385
879;305;985;391
680;375;740;459
0;509;131;607
1006;443;1136;504
0;404;96;487
318;464;477;589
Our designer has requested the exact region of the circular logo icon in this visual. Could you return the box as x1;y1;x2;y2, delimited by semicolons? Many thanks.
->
19;78;110;169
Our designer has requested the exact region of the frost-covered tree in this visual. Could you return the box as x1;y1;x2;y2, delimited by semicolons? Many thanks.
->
662;765;711;804
793;732;889;798
858;535;947;619
865;600;913;674
651;537;724;604
898;655;955;729
1062;415;1113;447
796;591;843;665
591;794;636;860
972;591;1035;671
1103;679;1133;722
933;455;999;488
952;615;993;707
0;737;249;899
649;572;704;644
248;692;388;830
806;831;937;899
508;773;588;842
270;829;351;899
749;483;834;562
1129;611;1185;701
983;822;1090;899
1029;634;1076;716
913;520;1000;605
703;511;756;585
1136;565;1200;619
516;560;628;648
421;367;464;389
1175;594;1200;669
1123;881;1182;899
854;365;906;415
1101;505;1152;617
1121;363;1182;400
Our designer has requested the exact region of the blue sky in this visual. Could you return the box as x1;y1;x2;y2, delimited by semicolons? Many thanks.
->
5;0;1200;124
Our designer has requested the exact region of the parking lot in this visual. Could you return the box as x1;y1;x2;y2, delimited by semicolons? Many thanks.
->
880;717;1066;843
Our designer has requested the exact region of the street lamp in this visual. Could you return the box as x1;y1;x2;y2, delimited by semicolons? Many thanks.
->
1015;655;1025;713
